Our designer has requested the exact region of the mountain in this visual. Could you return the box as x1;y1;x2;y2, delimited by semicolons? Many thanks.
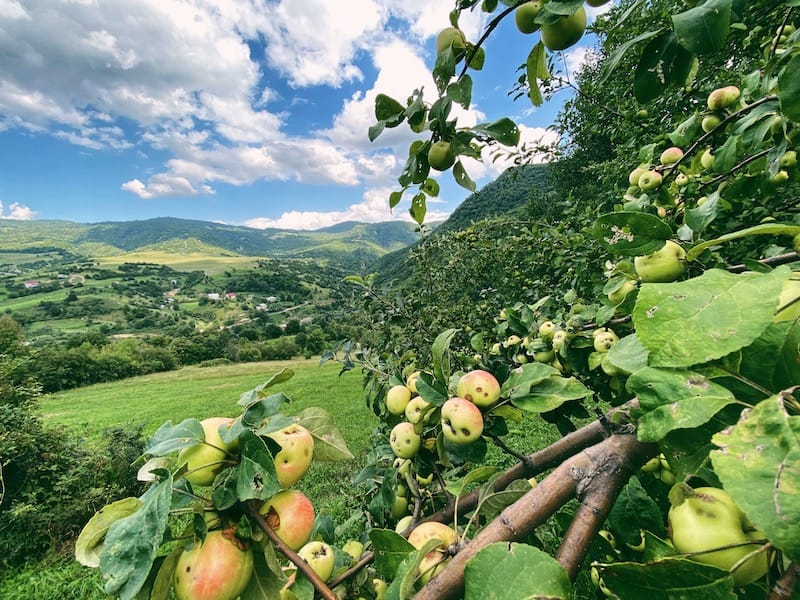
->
0;217;422;270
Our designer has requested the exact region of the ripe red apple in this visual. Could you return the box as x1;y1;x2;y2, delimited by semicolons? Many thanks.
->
258;489;315;551
178;417;236;487
266;424;314;488
441;397;484;444
173;530;254;600
456;370;500;408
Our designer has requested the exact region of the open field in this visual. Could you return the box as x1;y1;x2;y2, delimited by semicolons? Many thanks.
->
97;251;264;274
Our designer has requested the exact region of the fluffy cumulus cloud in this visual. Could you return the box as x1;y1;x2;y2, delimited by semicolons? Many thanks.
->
0;200;36;220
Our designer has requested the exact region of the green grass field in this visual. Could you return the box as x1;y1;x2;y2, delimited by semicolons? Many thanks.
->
98;251;263;274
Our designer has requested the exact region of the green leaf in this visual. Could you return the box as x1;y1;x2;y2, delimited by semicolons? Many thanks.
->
389;190;403;209
684;190;720;233
76;497;143;568
686;224;800;261
433;48;457;94
711;395;800;561
710;134;741;174
672;0;732;54
445;465;498;497
779;54;800;120
368;529;415;581
464;543;571;600
148;547;181;600
608;477;666;546
501;362;560;399
628;367;737;442
297;406;354;461
453;161;477;192
432;328;459;387
145;419;203;456
592;212;673;256
477;478;531;521
242;392;292;428
421;178;440;197
600;29;663;84
740;321;800;392
633;268;790;367
668;113;701;147
368;121;385;142
238;369;295;407
607;333;649;375
236;431;281;501
634;32;695;103
526;42;549;106
447;75;473;109
510;375;591;413
472;117;521;147
241;551;286;600
100;477;172;600
598;557;737;599
409;192;426;225
375;93;405;121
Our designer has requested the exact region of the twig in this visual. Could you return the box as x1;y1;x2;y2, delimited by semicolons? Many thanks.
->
699;148;771;191
769;9;795;62
247;502;338;600
727;251;799;273
769;561;800;600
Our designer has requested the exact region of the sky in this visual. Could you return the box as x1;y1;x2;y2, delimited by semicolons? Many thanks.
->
0;0;608;230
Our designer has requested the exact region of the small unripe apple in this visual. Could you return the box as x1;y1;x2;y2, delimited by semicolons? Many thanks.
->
178;417;236;487
781;150;797;169
637;170;663;191
628;166;647;186
389;422;421;459
552;330;567;351
435;27;467;54
701;113;723;132
386;385;412;415
267;424;314;488
770;170;790;185
660;147;684;165
173;530;254;600
258;490;315;550
675;172;689;187
540;6;587;51
593;330;619;353
391;495;409;519
634;240;687;283
373;578;388;600
503;334;522;347
538;320;557;340
700;148;715;169
455;369;500;408
428;141;455;171
342;540;364;562
441;398;484;444
406;371;422;394
395;515;414;534
707;85;741;110
608;279;637;305
408;522;458;585
297;541;335;582
514;0;543;34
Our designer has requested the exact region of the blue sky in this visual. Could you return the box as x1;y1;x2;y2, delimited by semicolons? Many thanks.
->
0;0;606;230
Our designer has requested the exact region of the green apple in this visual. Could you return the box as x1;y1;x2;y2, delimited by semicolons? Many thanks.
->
297;541;336;582
634;240;687;283
428;141;455;171
701;113;723;132
700;148;715;169
455;369;501;408
405;395;433;424
668;486;769;586
178;417;236;487
675;172;689;187
386;384;412;415
441;397;484;444
373;578;388;600
174;530;254;600
391;495;409;519
406;371;423;394
389;422;421;459
538;320;557;340
514;0;543;34
707;85;741;110
395;515;414;534
769;170;789;185
774;274;800;322
541;6;586;51
628;167;647;186
267;424;315;488
342;540;364;562
593;330;619;353
781;150;797;169
607;279;637;305
660;147;684;165
435;27;467;55
552;330;567;351
258;490;315;551
408;522;458;585
638;170;663;190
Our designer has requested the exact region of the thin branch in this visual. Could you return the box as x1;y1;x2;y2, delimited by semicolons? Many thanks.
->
700;148;771;191
769;561;800;600
769;9;795;62
727;251;799;273
247;502;338;600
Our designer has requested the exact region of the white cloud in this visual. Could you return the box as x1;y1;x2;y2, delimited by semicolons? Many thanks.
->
0;200;36;220
243;186;449;230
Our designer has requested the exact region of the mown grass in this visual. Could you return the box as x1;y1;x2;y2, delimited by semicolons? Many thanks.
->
98;251;263;274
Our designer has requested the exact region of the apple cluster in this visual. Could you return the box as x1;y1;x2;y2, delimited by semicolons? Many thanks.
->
513;0;611;52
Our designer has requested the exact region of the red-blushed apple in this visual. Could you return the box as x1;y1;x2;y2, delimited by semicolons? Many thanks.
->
266;423;314;488
390;422;421;459
634;240;687;283
408;522;459;586
707;85;740;110
637;170;663;190
660;146;684;165
455;369;500;408
173;529;254;600
258;489;315;551
178;417;236;487
385;385;412;415
297;541;336;582
441;398;484;444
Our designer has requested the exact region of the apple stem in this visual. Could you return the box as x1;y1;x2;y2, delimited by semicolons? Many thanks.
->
247;501;338;600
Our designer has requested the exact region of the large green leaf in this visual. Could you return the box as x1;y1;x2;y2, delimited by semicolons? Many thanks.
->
100;477;173;600
634;32;695;103
297;406;354;461
368;528;415;581
633;268;789;367
711;395;800;561
236;431;281;502
375;93;405;121
432;328;458;386
607;333;649;375
672;0;732;54
598;557;737;599
526;41;548;106
628;367;737;442
608;477;666;546
779;54;800;120
500;362;559;398
238;369;295;407
592;212;673;256
75;497;143;568
740;321;800;392
472;117;521;147
241;551;286;600
510;375;591;413
464;543;571;600
145;419;203;456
